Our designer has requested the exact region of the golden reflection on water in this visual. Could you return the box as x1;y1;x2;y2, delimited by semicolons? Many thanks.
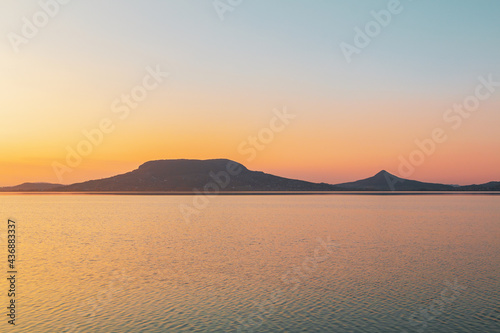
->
0;195;498;332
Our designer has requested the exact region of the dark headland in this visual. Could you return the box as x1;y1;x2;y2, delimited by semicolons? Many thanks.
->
1;159;499;193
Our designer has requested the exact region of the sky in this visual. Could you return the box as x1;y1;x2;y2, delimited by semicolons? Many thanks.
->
1;0;499;186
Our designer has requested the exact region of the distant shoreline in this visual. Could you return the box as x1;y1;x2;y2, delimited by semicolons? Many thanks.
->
2;160;499;192
1;191;500;196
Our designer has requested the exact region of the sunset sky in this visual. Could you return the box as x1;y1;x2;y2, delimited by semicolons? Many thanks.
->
1;0;499;186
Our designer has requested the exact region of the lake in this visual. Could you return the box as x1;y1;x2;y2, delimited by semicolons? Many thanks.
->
1;194;499;332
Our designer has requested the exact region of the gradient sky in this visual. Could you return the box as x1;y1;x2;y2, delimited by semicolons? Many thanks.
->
1;0;499;186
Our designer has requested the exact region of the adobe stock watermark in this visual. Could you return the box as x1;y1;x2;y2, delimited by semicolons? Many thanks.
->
52;65;169;183
401;278;467;333
65;270;136;333
237;107;297;162
213;0;243;21
339;0;413;64
178;107;296;223
393;74;499;182
7;0;73;54
234;236;338;332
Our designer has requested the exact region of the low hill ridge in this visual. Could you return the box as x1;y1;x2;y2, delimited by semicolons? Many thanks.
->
1;160;498;192
57;159;337;192
0;182;62;191
337;170;455;191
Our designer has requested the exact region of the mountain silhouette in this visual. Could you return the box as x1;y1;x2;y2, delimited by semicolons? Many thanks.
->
336;170;456;191
1;159;498;192
56;159;339;192
456;181;500;191
0;182;62;191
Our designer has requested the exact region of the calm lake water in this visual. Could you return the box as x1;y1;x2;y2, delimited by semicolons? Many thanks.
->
0;194;499;332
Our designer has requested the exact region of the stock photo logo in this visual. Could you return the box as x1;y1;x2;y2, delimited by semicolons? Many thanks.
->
179;106;296;224
7;0;73;53
395;74;499;179
52;65;169;183
339;0;413;63
213;0;243;21
401;278;468;333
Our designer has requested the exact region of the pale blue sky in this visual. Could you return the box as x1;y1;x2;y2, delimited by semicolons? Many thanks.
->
3;0;499;98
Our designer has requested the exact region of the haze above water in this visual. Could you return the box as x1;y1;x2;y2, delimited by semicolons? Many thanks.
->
1;195;499;332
